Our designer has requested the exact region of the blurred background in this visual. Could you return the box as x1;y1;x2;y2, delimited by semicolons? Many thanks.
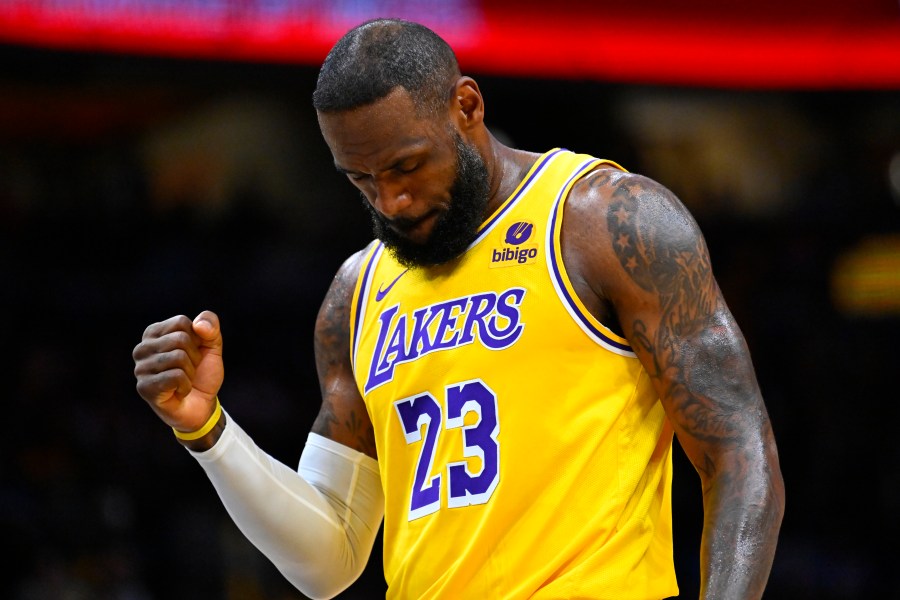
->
1;1;899;599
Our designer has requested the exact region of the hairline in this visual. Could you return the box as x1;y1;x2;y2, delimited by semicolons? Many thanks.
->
316;81;457;122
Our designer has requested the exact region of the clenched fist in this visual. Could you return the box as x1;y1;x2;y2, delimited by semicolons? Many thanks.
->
133;310;224;435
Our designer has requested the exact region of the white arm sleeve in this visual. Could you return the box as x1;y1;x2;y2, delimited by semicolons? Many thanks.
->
187;412;384;600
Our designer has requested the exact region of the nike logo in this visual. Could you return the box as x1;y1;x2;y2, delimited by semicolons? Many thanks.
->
375;269;409;302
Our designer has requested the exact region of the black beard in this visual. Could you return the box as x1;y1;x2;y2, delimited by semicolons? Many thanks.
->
362;133;490;269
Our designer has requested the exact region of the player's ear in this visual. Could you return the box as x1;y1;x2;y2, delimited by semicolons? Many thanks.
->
452;77;484;130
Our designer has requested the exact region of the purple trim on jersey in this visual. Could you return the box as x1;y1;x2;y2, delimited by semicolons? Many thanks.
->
353;243;384;367
548;159;634;354
468;148;564;248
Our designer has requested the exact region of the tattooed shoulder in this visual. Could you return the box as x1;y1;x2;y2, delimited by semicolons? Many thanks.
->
604;173;713;298
314;245;372;365
310;244;378;457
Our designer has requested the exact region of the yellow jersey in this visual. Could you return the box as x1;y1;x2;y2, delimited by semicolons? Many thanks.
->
349;148;677;599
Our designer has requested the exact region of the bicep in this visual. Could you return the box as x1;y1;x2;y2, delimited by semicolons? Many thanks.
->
599;174;769;476
311;250;378;460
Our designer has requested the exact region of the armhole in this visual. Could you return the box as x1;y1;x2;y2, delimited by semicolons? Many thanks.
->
546;159;637;357
349;243;384;375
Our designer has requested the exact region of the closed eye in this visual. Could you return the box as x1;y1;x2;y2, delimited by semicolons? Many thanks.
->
335;165;368;182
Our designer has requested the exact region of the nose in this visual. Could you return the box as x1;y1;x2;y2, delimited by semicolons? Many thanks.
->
371;177;413;220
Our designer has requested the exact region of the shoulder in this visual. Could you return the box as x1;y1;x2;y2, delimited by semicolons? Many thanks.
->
326;241;381;301
563;164;708;299
316;240;380;328
336;240;381;284
566;164;695;234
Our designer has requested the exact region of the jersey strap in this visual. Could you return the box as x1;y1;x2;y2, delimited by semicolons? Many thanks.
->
546;157;637;356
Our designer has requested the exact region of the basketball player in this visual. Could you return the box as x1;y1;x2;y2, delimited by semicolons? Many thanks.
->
132;18;784;599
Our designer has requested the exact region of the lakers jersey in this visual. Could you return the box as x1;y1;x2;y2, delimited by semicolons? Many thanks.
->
349;149;677;599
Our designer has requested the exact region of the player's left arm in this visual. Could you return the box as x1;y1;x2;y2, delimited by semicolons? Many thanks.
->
567;168;785;599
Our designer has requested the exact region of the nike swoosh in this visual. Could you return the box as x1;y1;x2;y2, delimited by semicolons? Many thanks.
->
375;269;409;302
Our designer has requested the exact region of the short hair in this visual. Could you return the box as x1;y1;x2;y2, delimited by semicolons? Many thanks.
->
312;18;460;116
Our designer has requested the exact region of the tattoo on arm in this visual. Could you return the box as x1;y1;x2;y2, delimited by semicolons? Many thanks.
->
311;397;376;458
311;259;377;458
606;178;747;452
606;176;784;598
345;409;375;457
310;398;340;437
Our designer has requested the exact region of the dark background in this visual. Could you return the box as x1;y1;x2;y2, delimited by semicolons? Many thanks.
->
2;39;899;600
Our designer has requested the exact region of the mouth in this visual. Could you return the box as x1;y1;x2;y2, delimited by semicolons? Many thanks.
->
390;210;439;243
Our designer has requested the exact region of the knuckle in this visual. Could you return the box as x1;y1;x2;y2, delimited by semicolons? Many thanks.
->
144;315;191;339
135;379;153;397
171;330;192;346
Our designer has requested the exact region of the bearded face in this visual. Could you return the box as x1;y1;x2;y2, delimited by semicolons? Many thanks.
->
361;132;491;269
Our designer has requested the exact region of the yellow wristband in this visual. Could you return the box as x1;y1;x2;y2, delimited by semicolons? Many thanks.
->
173;397;223;441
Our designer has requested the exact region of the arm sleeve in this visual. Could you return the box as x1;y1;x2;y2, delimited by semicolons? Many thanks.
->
187;412;384;600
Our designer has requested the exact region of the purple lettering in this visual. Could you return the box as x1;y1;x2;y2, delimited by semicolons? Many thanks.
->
458;293;497;345
364;289;527;394
378;313;408;373
408;306;439;356
430;298;469;351
365;304;400;393
483;288;525;349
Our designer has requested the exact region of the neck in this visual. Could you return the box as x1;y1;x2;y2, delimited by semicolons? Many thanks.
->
483;136;541;216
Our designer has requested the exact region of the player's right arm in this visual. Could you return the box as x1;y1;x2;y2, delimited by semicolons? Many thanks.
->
310;245;378;459
130;248;383;600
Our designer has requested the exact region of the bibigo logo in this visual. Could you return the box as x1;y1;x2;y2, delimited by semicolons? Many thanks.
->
490;221;538;268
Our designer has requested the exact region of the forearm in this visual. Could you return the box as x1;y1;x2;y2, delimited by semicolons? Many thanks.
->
186;414;384;599
698;445;785;599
